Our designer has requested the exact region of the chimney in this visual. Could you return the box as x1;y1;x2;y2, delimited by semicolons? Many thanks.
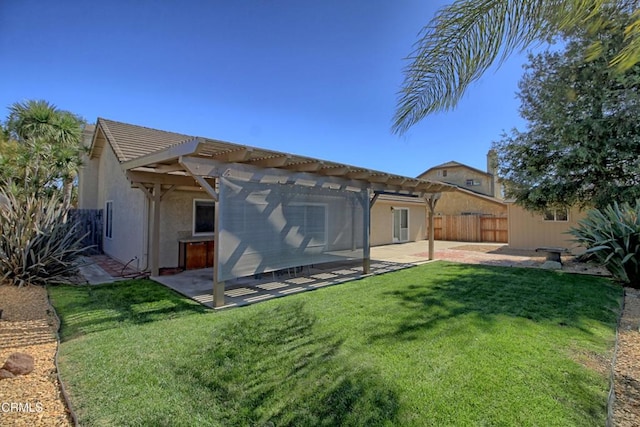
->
487;149;499;198
487;149;497;175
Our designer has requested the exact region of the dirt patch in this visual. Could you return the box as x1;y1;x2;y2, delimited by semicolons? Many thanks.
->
0;284;72;426
449;244;537;256
434;245;610;276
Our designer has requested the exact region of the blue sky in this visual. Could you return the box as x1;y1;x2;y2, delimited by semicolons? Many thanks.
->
0;0;531;177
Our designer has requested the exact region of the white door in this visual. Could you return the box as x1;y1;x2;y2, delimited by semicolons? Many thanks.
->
393;208;409;243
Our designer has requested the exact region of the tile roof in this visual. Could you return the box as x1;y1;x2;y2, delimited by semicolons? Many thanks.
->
96;118;194;162
92;117;455;194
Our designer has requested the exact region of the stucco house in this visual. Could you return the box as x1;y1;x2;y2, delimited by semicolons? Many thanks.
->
417;152;506;217
418;150;503;199
78;118;453;306
507;203;586;254
416;152;507;242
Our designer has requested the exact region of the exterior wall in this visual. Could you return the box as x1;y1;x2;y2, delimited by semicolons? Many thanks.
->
97;143;148;268
420;165;494;197
434;191;507;216
508;204;586;254
159;190;214;268
370;199;426;246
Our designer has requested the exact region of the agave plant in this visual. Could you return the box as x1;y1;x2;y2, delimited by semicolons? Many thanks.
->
0;187;88;286
569;200;640;287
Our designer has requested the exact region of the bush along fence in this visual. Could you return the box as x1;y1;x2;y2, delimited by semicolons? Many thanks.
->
68;209;103;255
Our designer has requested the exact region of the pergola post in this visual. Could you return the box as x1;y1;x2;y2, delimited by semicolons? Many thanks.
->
133;183;162;277
425;193;441;260
213;188;225;308
178;157;225;307
362;189;371;274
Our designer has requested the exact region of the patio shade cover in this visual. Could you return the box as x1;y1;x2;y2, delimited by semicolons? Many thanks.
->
218;174;368;281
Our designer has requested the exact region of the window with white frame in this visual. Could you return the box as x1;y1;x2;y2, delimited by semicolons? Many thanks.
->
105;201;113;239
284;203;327;246
465;179;481;186
193;199;215;235
543;208;568;222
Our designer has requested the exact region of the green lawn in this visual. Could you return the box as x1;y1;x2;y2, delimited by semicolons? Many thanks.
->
50;262;622;426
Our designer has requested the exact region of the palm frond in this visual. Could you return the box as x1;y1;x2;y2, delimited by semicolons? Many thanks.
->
392;0;609;134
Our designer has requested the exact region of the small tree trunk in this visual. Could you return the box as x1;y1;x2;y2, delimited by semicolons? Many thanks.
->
62;178;73;222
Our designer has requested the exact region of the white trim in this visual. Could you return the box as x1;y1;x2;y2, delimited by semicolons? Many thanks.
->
287;202;329;248
542;207;569;222
193;198;216;236
392;207;410;243
105;200;113;239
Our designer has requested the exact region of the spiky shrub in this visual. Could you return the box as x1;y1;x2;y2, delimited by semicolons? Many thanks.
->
0;188;87;286
569;200;640;288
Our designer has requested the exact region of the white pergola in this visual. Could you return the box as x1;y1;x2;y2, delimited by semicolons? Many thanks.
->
121;136;454;307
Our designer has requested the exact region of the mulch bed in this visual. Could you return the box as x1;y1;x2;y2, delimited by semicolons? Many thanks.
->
615;287;640;427
0;284;72;426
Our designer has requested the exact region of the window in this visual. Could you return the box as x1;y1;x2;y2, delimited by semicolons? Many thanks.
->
105;201;113;239
193;199;215;235
543;208;569;222
284;203;327;246
465;179;481;186
442;170;447;177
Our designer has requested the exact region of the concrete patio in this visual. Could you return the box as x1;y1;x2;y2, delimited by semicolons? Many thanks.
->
150;240;494;309
152;259;416;309
85;240;569;309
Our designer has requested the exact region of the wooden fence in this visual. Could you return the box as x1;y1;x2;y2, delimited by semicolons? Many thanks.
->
432;215;508;243
68;209;103;254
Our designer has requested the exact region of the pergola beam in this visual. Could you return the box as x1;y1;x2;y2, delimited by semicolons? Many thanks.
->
285;161;324;172
178;156;221;178
319;166;350;176
127;170;199;187
346;170;371;180
247;155;291;168
121;138;201;171
212;148;254;163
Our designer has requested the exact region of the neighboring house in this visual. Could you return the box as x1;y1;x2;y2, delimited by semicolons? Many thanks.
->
417;151;506;217
433;187;506;217
417;150;503;200
78;118;452;306
507;203;586;254
417;152;507;242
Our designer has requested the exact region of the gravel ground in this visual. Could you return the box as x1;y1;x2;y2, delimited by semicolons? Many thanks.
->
0;284;72;427
615;287;640;427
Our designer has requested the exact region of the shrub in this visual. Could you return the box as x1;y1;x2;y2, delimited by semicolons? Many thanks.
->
569;200;640;288
0;187;87;286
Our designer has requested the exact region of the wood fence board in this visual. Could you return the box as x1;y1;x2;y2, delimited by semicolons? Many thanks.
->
432;215;507;243
68;209;103;254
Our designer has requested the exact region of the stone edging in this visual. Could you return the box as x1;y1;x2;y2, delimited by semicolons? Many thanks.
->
606;287;626;427
45;287;79;427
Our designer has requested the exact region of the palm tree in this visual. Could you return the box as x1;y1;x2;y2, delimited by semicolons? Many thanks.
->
6;100;85;211
392;0;640;134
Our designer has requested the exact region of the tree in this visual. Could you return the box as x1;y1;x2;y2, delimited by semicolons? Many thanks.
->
492;9;640;210
4;100;86;210
0;101;89;286
393;0;640;134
